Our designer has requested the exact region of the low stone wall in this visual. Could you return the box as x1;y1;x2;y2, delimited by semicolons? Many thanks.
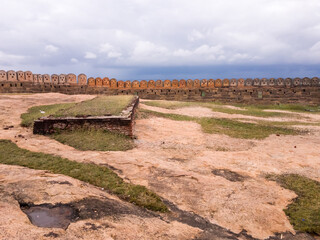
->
33;96;139;138
0;69;319;104
1;81;318;104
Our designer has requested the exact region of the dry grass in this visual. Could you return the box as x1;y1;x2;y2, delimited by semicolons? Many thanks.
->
0;140;168;212
267;174;320;235
143;100;320;117
140;109;301;139
21;95;135;127
51;129;134;151
55;95;134;117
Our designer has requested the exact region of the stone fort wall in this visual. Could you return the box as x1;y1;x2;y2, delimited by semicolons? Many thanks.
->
0;70;319;104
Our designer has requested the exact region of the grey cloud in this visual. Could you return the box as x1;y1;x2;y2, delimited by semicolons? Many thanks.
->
0;0;320;78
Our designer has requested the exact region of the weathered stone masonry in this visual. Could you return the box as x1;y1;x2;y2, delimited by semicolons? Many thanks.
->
0;70;319;104
33;96;139;138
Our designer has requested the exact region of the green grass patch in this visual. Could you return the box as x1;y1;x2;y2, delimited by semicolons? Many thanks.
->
55;95;134;117
0;140;167;212
51;129;134;151
253;120;320;127
21;95;135;127
143;100;320;117
198;118;298;139
21;103;76;127
140;109;301;139
248;103;320;113
267;174;320;235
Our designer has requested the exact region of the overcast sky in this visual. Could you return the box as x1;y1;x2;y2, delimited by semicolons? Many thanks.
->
1;0;320;80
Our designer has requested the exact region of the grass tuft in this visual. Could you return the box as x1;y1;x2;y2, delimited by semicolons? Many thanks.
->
21;95;135;127
51;129;134;151
21;103;76;127
0;140;168;212
143;101;320;117
267;174;320;235
140;109;301;139
55;95;134;117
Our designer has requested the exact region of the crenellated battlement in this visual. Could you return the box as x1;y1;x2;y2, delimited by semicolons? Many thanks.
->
0;70;319;88
0;70;319;104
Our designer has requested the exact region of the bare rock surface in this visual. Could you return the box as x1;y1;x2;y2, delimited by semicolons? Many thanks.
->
140;102;320;123
0;165;201;240
0;93;319;239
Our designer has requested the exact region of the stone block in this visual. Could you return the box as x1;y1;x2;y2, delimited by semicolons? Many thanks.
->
7;70;17;81
140;80;148;88
110;78;117;88
17;71;25;81
78;74;87;85
253;78;260;86
276;78;284;86
187;79;193;88
293;78;301;86
312;77;319;86
201;79;208;88
0;70;7;81
222;79;229;87
118;80;125;88
215;79;222;87
103;77;110;87
164;80;171;88
179;79;186;88
230;79;237;87
32;74;38;84
43;74;51;83
194;79;200;88
285;78;292;87
132;80;140;88
88;77;95;87
51;74;59;85
208;79;215;88
95;77;103;87
156;80;163;88
38;75;44;84
148;80;155;88
25;71;33;81
302;77;311;86
238;78;245;87
261;78;268;86
245;78;252;86
269;78;275;86
125;80;131;88
67;73;77;85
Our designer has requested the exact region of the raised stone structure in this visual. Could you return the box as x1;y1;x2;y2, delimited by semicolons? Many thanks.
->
7;70;17;81
0;70;319;104
0;70;7;81
33;96;139;138
59;74;67;85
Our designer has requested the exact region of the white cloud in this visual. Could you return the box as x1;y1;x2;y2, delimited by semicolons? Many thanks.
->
99;43;114;53
84;52;97;59
45;45;59;53
310;41;320;52
1;0;320;76
99;43;122;58
0;51;25;65
70;58;79;63
132;41;168;57
188;30;205;42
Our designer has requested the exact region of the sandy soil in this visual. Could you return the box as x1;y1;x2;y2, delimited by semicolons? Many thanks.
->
0;93;319;240
140;102;320;123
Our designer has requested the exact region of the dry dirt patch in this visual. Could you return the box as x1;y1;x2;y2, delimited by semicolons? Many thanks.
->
0;93;320;239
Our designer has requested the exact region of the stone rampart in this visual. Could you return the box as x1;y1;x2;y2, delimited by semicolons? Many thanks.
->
0;70;319;104
33;96;139;138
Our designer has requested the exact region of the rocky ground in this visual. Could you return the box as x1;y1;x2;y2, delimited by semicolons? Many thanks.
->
0;93;319;240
